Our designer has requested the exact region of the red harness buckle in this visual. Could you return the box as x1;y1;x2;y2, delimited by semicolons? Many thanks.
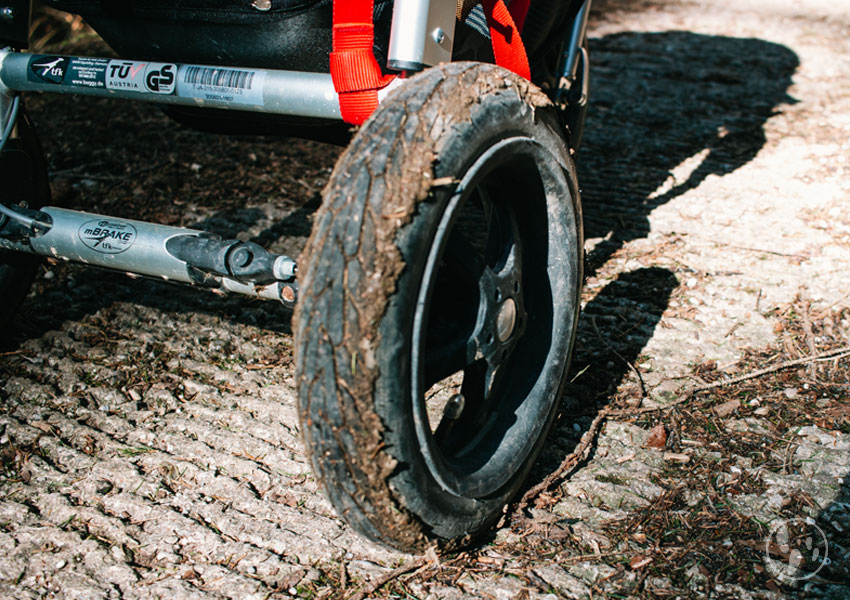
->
330;2;395;125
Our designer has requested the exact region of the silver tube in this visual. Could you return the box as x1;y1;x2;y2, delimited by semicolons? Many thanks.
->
565;0;591;83
0;50;341;120
30;207;204;283
221;278;288;302
1;206;295;303
388;0;455;71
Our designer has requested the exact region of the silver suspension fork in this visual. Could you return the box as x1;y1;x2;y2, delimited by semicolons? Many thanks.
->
563;0;592;102
556;0;591;106
555;0;592;149
387;0;457;72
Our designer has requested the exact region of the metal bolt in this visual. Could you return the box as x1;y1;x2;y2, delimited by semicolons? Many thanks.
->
230;247;253;268
443;394;465;420
251;0;272;11
496;298;517;343
431;28;446;45
273;256;297;280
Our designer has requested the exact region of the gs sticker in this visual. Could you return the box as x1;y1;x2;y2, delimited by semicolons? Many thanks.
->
145;64;176;93
79;219;137;254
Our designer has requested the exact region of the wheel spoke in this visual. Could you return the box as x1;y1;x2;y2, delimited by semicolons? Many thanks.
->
490;199;523;292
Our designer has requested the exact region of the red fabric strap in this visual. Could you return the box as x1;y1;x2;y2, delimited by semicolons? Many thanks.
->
482;0;531;80
330;0;531;124
330;0;395;125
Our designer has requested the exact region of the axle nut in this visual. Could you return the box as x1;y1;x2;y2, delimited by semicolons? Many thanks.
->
496;298;517;343
443;394;465;420
230;247;253;268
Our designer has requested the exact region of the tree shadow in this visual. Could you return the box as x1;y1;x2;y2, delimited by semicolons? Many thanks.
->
577;31;799;275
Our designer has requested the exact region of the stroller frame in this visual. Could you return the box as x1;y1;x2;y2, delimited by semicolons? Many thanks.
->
0;0;588;304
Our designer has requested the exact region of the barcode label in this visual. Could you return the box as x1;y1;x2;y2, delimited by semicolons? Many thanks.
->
183;66;254;90
177;65;266;106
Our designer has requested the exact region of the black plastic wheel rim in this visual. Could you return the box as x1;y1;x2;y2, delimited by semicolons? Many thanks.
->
411;136;579;498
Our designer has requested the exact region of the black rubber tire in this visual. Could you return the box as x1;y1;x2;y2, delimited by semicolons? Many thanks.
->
0;107;50;334
294;62;583;552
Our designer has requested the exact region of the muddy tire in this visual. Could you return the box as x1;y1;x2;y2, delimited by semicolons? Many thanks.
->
294;62;583;551
0;107;50;334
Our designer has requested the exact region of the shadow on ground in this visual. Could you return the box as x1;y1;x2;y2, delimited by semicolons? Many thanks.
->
533;31;799;484
578;31;799;274
817;478;850;587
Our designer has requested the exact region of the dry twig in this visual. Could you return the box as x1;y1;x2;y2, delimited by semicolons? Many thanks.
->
344;557;428;600
516;406;613;511
611;345;850;416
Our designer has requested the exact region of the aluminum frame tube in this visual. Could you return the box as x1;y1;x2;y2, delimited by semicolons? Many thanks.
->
0;206;294;303
388;0;455;71
28;207;206;283
0;50;342;120
564;0;591;83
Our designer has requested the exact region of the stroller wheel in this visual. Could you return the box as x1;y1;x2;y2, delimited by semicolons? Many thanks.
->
295;62;583;551
0;106;51;334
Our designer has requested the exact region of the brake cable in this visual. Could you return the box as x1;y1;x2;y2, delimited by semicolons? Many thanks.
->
0;93;51;231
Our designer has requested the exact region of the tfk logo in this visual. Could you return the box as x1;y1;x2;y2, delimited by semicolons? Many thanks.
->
79;219;137;255
145;64;176;94
30;56;68;84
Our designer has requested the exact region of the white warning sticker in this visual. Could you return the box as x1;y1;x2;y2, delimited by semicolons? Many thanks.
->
177;65;266;106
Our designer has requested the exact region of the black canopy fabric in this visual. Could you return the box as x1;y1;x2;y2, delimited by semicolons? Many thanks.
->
45;0;333;24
